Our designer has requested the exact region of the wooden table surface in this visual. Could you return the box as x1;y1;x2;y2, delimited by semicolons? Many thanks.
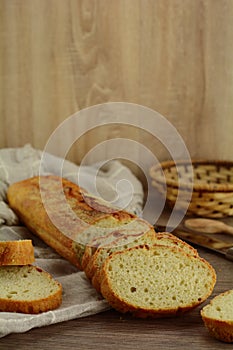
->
1;246;232;350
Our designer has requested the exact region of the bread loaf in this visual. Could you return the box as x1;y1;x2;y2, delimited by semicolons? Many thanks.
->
100;244;216;318
89;232;198;293
7;176;151;270
201;290;233;343
0;265;62;313
7;175;217;319
0;240;34;266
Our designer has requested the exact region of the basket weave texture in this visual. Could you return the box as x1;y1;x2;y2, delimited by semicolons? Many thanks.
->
150;160;233;218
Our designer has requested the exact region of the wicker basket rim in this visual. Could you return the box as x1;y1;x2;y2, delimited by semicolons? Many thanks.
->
150;159;233;192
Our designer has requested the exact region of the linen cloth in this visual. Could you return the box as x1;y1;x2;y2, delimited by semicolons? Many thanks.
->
0;144;144;338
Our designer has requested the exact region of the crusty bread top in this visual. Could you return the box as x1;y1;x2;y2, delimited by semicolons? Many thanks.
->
7;175;135;232
7;176;152;269
100;244;216;317
0;265;62;314
0;240;35;266
7;175;142;242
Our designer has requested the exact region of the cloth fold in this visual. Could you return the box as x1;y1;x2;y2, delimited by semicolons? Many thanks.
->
0;145;144;338
0;269;111;338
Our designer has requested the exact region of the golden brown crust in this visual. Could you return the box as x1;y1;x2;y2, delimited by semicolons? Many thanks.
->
154;232;199;256
81;245;94;272
7;176;138;270
201;316;233;343
0;240;35;266
0;288;62;314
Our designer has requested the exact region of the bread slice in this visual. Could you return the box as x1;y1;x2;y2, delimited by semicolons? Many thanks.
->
82;217;155;273
0;240;35;266
90;232;198;293
0;265;62;314
84;228;156;283
100;244;216;317
81;218;153;271
7;175;145;269
201;290;233;343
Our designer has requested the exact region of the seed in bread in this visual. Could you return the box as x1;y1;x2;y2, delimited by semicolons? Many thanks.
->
100;244;216;318
201;290;233;343
0;265;62;314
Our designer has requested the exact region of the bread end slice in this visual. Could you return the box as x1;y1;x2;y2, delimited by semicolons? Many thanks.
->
100;244;216;318
201;290;233;343
0;240;35;266
0;265;62;314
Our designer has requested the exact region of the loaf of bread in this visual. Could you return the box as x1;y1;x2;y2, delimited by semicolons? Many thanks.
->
7;175;152;270
7;175;217;319
201;290;233;343
0;240;35;266
0;265;62;313
100;244;216;317
88;232;198;293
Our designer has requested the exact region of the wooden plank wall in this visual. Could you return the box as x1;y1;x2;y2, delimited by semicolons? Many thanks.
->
0;0;233;172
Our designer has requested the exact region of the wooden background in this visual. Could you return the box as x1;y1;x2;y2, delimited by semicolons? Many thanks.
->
0;0;233;173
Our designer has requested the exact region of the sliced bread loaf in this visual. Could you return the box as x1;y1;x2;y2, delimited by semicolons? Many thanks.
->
7;175;151;269
0;265;62;313
0;240;35;266
100;244;216;317
90;232;198;293
201;290;233;343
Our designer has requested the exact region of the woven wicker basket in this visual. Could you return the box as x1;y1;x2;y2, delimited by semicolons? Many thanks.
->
150;160;233;218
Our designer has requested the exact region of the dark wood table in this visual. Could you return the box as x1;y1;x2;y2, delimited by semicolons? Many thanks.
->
1;246;232;350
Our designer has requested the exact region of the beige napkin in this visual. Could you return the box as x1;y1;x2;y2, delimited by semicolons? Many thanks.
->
0;145;144;338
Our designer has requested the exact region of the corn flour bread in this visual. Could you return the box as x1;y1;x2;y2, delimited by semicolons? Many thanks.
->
0;265;62;314
100;244;216;318
88;232;198;293
7;176;152;270
201;290;233;343
0;240;35;266
6;175;216;319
